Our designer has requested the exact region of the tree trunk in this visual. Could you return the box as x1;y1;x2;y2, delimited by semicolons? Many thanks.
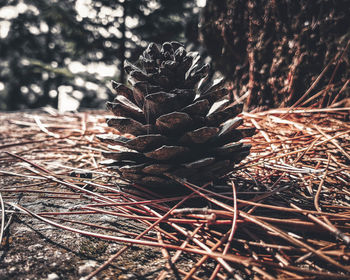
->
201;0;350;109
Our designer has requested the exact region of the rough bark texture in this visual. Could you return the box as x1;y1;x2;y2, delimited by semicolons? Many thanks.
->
201;0;350;109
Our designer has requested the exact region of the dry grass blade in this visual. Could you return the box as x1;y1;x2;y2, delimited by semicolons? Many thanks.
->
0;191;5;245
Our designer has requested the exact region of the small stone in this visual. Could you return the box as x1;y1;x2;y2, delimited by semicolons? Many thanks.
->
118;273;137;280
47;272;60;280
28;243;44;251
78;260;98;276
105;243;118;254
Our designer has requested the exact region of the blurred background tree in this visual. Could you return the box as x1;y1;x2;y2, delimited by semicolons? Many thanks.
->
0;0;201;111
0;0;349;111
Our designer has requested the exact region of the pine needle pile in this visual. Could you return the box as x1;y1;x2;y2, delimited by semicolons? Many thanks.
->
0;104;349;279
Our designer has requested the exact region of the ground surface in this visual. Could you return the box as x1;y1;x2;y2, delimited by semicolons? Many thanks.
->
0;109;206;280
0;108;349;279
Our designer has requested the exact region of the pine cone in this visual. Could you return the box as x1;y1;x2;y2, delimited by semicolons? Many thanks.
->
98;41;255;188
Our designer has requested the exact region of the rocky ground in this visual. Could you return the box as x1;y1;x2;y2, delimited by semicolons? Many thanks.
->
0;177;172;280
0;110;198;280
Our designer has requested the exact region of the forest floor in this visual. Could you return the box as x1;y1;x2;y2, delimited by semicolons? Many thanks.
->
0;107;349;279
0;109;177;280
